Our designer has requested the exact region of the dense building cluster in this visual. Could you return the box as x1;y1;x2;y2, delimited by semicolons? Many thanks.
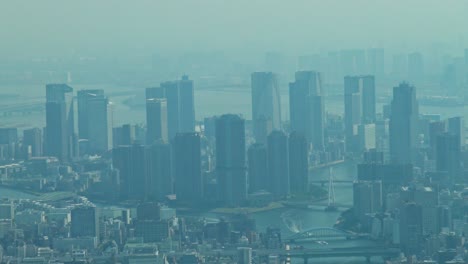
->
0;48;467;264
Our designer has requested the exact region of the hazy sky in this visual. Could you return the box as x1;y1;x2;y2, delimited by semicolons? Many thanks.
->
2;0;468;57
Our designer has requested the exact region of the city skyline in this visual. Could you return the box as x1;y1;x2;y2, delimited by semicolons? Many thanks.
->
0;2;467;263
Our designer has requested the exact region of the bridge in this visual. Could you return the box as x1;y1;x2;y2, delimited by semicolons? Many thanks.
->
283;201;352;210
309;180;353;185
260;247;401;264
307;201;351;209
287;228;358;241
168;247;401;264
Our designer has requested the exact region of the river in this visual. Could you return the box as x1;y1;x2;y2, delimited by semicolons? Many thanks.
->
247;161;383;264
0;186;36;200
0;83;466;129
0;161;380;263
256;161;356;236
1;83;459;262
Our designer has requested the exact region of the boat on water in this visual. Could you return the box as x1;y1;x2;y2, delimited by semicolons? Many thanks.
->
281;211;303;233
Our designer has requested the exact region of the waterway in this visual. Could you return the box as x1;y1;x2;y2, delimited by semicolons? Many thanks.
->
245;161;384;264
0;83;466;130
0;161;381;263
1;82;461;262
0;186;36;200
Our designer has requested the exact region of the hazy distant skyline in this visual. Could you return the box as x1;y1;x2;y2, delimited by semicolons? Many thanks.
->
2;0;468;57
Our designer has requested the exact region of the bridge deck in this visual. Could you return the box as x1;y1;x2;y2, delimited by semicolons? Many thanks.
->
168;247;401;260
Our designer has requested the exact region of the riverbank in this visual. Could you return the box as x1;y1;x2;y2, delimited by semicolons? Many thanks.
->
210;202;284;214
310;159;345;170
334;208;360;233
0;185;38;200
0;183;40;197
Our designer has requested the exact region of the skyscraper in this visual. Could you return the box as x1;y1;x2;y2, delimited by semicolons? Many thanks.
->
156;75;196;140
113;124;135;147
77;89;105;140
215;114;247;206
146;98;168;144
360;77;376;124
340;49;366;76
112;144;148;200
45;84;75;161
448;116;465;147
353;181;382;230
0;128;18;145
71;206;99;239
160;82;180;140
251;72;282;143
237;247;252;264
367;48;384;77
399;203;423;254
308;95;325;151
178;75;196;133
251;117;272;145
86;95;113;154
436;132;462;180
145;87;165;100
413;187;440;235
428;120;446;159
203;116;218;142
389;83;419;164
121;124;135;144
113;141;173;202
267;130;289;197
358;123;376;152
344;75;376;152
375;119;390;158
288;132;309;194
173;133;203;202
136;202;161;221
289;71;325;150
147;141;173;200
247;143;268;193
344;77;362;151
23;128;42;157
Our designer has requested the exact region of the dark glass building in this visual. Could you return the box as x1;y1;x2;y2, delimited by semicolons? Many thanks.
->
215;114;247;206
